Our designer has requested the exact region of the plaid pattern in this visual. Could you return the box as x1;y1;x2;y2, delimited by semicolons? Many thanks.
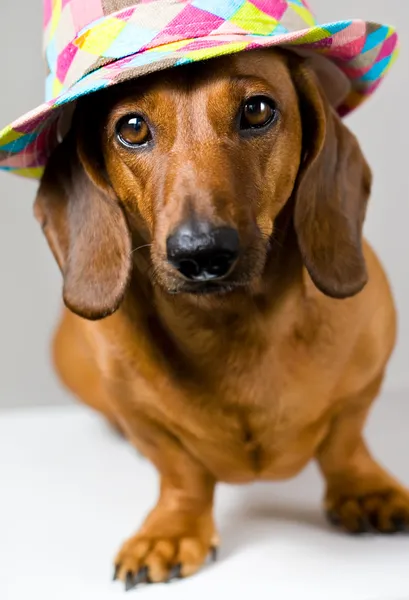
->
0;0;399;179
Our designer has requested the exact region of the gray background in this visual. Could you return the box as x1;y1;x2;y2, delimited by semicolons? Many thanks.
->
0;1;408;409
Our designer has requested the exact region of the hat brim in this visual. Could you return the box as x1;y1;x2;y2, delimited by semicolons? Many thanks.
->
0;20;398;179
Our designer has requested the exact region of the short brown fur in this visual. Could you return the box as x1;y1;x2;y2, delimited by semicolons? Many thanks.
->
34;50;409;585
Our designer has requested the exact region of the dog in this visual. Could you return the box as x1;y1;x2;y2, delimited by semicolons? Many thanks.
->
33;49;408;588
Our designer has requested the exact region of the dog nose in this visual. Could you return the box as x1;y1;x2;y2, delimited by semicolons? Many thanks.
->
166;222;240;281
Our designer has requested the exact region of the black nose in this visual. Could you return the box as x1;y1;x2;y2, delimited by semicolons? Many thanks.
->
166;222;240;281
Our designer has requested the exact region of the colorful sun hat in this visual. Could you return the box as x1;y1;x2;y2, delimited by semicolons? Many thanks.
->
0;0;399;180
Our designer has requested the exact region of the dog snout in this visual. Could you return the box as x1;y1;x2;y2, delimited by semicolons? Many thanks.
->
166;221;240;282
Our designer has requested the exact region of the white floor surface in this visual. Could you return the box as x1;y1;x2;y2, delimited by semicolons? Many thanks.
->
1;392;409;600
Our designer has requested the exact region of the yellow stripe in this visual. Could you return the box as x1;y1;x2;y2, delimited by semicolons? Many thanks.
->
148;39;195;53
183;41;249;61
0;125;24;146
290;4;316;27
52;77;64;98
291;26;328;44
49;0;62;40
231;2;278;35
381;46;399;79
75;17;126;55
15;167;45;179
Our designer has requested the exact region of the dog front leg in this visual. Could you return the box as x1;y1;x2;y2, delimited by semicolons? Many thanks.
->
114;415;217;588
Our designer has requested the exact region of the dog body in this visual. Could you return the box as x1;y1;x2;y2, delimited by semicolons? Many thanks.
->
55;243;394;485
34;50;408;585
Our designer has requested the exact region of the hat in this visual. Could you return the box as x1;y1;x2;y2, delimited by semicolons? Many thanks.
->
0;0;398;180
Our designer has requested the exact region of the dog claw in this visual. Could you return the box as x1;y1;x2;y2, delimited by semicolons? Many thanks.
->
125;572;136;592
326;511;340;526
351;518;369;535
113;565;120;581
135;566;149;585
391;516;407;532
168;564;182;582
210;547;218;562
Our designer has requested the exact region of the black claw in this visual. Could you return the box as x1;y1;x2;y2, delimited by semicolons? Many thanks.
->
210;547;218;562
379;528;399;535
391;516;408;532
168;564;182;582
327;511;369;534
326;511;341;526
135;566;149;585
125;572;136;592
113;565;120;582
366;512;380;531
349;518;369;535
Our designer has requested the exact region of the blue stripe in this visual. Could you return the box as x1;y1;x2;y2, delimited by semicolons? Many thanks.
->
45;73;55;103
54;77;109;106
192;0;245;20
273;23;288;34
103;24;158;58
324;21;352;35
362;25;389;53
1;133;37;153
45;38;58;77
359;55;391;82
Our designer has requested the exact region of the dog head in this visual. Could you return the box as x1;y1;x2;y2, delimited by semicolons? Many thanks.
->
34;49;371;320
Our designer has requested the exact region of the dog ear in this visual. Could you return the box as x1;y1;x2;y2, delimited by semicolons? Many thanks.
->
291;62;372;299
34;130;132;321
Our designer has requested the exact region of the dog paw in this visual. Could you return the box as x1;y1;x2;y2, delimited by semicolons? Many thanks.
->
113;528;219;588
326;488;409;534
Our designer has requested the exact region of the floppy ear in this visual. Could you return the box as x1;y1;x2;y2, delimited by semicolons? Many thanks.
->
291;63;372;299
34;131;132;320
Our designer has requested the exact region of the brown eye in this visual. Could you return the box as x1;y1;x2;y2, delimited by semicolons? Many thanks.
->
116;115;151;147
240;96;277;131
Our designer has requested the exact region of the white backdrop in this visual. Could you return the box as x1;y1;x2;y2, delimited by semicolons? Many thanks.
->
0;1;408;408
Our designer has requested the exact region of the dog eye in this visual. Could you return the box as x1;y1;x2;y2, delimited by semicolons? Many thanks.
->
116;115;152;147
240;96;278;131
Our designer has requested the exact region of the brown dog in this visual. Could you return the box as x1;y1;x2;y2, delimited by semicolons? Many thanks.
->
33;49;408;587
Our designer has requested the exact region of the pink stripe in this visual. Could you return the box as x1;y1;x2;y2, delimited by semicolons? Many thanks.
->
376;32;398;63
302;37;332;50
43;0;53;27
70;0;104;33
181;39;230;51
11;99;56;132
329;37;365;60
13;113;49;133
158;4;225;38
250;0;287;20
102;54;134;70
0;150;42;168
330;21;366;53
57;42;79;82
120;7;137;19
21;136;50;155
341;62;370;79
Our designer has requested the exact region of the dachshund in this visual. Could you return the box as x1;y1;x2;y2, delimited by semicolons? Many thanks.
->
33;48;408;588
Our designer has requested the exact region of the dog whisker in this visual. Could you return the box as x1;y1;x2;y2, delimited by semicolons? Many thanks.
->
270;233;284;250
131;243;152;255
